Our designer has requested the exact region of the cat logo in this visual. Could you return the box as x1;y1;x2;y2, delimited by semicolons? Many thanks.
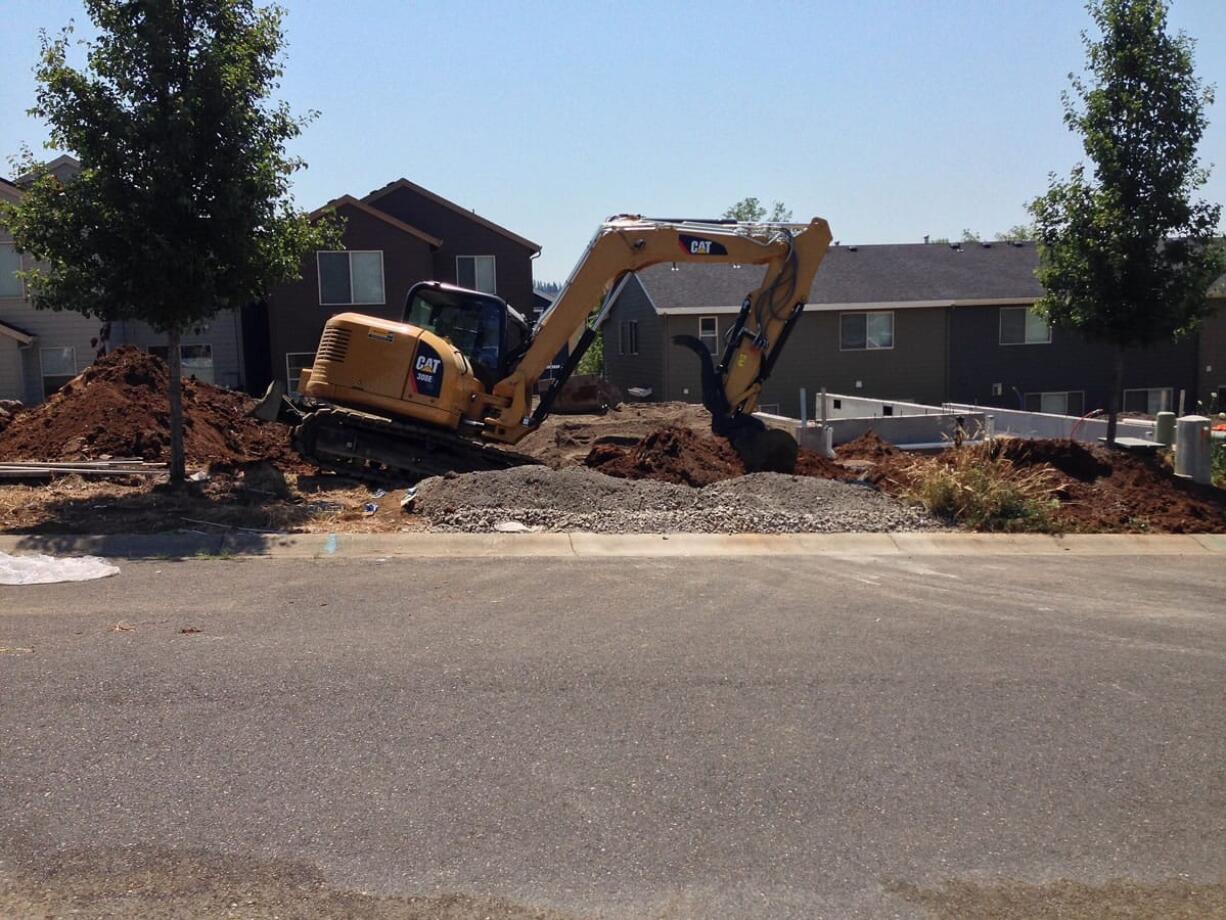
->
415;355;442;375
678;234;728;257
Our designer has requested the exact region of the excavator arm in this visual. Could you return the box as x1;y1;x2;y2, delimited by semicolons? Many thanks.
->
485;216;832;470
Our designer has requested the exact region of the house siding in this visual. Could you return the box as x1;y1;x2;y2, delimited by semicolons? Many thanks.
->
949;304;1200;412
653;307;950;411
601;275;665;399
366;186;536;318
114;310;246;390
0;230;102;405
1198;301;1226;408
0;336;21;401
265;202;435;390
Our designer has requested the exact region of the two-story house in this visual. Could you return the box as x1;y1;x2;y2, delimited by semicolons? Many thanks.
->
263;178;540;393
2;156;248;402
601;239;1222;416
1;172;108;405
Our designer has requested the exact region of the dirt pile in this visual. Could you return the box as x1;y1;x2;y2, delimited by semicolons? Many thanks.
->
584;425;855;486
867;436;1226;533
837;431;900;461
0;347;306;471
584;426;745;486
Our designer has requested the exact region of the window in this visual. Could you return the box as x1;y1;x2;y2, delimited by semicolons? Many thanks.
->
286;352;316;394
149;344;215;384
1123;387;1172;415
1000;306;1051;345
317;251;385;305
1024;391;1085;416
0;243;22;298
699;316;719;353
840;311;894;350
619;320;639;356
456;255;496;294
41;346;76;397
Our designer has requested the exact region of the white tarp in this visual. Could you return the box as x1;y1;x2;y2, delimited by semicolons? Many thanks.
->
0;552;120;586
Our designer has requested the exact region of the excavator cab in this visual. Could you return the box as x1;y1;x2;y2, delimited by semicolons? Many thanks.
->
402;282;529;388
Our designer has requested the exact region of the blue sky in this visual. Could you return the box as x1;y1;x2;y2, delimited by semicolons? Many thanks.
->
2;0;1224;281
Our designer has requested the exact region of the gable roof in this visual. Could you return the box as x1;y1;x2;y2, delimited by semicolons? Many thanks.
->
363;178;540;254
636;240;1046;313
312;195;443;248
0;319;35;345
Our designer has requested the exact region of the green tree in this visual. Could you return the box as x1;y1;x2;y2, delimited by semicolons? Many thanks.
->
994;224;1036;241
1027;0;1223;443
722;197;793;223
961;228;982;243
1;0;339;483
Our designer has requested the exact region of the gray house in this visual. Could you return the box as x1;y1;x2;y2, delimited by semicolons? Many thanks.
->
1;157;249;403
602;239;1224;415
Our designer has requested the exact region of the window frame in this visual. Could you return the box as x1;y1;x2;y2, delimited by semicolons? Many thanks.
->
455;254;498;295
0;242;23;299
316;250;386;307
999;306;1052;345
40;345;77;397
148;343;215;383
1023;390;1086;417
285;351;316;394
618;320;639;356
698;315;719;354
839;310;895;352
1122;387;1173;415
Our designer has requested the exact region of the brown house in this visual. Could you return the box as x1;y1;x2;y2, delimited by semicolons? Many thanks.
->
263;179;539;392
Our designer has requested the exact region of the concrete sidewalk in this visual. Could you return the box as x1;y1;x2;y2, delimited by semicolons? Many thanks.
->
1;530;1223;559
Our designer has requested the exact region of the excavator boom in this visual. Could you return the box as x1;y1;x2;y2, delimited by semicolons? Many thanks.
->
260;215;832;481
487;216;832;469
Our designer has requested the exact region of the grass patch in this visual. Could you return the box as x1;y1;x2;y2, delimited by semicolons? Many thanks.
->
901;444;1062;532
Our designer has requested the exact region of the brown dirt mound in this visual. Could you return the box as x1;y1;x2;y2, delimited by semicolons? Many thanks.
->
837;430;899;460
584;425;855;487
866;437;1226;533
0;346;307;471
584;426;744;486
986;437;1112;482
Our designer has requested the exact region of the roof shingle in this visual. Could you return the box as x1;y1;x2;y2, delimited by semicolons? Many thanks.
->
637;241;1045;309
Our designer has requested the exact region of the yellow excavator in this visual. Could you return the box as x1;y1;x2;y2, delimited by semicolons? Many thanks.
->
256;215;832;481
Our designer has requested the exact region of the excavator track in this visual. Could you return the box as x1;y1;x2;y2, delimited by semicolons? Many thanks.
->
293;407;539;485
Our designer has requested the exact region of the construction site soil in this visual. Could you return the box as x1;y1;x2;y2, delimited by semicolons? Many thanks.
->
861;433;1226;533
0;350;1220;535
0;347;306;471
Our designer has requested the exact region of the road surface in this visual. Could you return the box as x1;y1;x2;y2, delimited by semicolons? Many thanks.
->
2;553;1225;918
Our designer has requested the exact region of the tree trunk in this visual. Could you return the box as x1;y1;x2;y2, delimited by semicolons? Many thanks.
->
167;328;186;485
1105;346;1124;446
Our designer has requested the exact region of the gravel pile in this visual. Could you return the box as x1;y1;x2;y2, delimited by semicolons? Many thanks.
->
414;466;943;534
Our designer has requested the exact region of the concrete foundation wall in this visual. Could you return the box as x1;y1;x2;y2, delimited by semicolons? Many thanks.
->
945;403;1159;444
793;412;986;449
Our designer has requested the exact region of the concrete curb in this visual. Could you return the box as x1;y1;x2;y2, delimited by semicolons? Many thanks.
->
0;531;1222;559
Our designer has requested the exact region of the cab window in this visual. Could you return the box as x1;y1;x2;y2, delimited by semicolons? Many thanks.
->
406;290;506;378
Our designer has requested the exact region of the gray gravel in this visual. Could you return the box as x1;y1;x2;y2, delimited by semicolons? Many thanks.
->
413;466;944;533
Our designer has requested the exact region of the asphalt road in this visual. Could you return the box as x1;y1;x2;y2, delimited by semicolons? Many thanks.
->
2;554;1225;919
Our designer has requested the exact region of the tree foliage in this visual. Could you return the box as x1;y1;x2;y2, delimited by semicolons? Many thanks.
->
1;0;340;481
722;197;793;223
994;224;1036;241
1027;0;1222;364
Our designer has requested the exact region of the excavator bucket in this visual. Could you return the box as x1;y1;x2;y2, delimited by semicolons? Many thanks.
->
672;335;799;474
249;379;302;425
